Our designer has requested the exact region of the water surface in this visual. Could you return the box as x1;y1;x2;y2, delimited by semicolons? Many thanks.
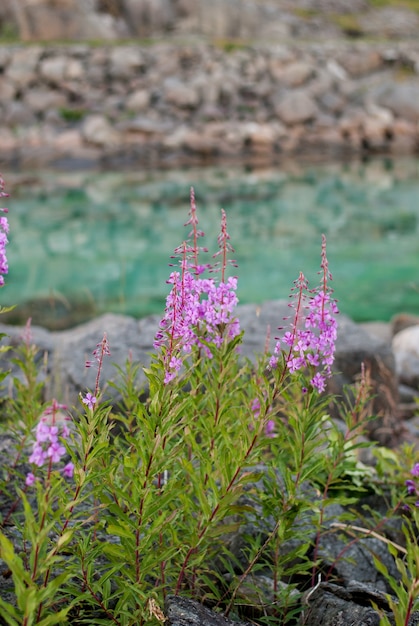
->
4;158;419;327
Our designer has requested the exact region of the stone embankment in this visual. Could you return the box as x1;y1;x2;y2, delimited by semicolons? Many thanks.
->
1;39;419;169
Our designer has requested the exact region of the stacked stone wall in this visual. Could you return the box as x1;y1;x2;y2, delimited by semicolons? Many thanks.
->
0;41;419;168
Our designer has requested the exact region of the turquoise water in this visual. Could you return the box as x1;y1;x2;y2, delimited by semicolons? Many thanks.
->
4;158;419;326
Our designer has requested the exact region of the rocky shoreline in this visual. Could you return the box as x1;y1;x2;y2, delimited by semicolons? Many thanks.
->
1;39;419;170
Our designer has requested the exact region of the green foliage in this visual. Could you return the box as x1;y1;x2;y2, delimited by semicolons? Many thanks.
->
330;13;364;37
0;22;19;43
0;311;380;625
372;511;419;626
0;196;413;626
368;0;419;13
58;108;87;123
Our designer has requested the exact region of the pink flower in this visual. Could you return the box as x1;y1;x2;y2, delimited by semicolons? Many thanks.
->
265;420;275;438
155;191;240;383
47;442;66;463
0;174;10;286
270;236;338;394
82;393;97;411
25;473;36;486
62;462;74;479
26;400;73;484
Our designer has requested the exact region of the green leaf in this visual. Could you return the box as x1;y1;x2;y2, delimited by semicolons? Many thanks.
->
37;607;71;626
0;597;20;626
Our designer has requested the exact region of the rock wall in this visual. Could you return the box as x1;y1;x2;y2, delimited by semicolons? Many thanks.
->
0;40;419;169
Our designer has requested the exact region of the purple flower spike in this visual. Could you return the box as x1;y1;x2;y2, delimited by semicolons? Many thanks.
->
270;236;339;394
0;174;10;287
155;190;240;383
27;400;73;484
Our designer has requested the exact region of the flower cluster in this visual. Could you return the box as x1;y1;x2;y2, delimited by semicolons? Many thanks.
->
26;400;74;485
0;174;10;287
405;463;419;507
155;190;240;383
269;236;339;393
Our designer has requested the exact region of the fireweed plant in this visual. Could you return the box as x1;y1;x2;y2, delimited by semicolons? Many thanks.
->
0;183;417;625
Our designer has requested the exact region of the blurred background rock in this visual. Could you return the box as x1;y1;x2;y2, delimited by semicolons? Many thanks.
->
0;0;418;42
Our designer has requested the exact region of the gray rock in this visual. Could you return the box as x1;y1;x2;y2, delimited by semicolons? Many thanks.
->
39;56;69;84
3;101;37;127
359;8;419;40
165;595;250;626
126;89;151;112
5;46;42;88
317;533;399;592
337;50;383;78
274;91;318;125
109;46;146;80
82;115;119;148
163;77;201;109
303;581;385;626
393;325;419;389
0;77;16;103
374;80;419;124
24;88;67;114
328;314;400;447
273;61;314;87
122;0;176;37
